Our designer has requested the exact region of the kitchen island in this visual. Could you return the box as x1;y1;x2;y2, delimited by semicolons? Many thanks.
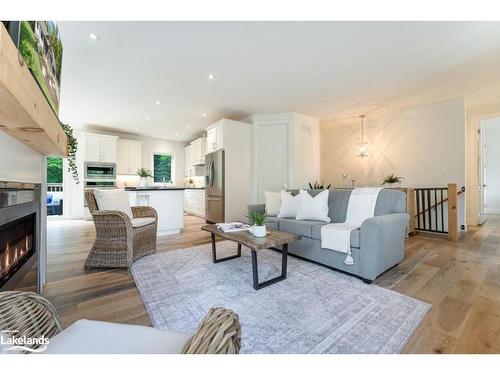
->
126;187;185;236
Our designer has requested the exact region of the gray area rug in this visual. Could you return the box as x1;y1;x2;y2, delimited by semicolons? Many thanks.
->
131;241;431;354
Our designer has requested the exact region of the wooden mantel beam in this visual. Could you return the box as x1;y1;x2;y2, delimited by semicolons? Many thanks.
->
0;23;68;156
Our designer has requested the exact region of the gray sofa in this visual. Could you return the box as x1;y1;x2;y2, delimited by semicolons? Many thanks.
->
247;189;409;282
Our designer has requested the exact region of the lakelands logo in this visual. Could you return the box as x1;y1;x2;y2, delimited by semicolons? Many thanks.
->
1;330;50;353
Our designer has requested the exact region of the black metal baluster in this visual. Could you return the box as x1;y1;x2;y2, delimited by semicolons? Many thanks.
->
422;189;427;230
434;189;438;232
440;189;445;233
427;189;432;231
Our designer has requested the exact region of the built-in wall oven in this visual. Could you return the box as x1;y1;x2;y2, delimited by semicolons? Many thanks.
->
84;162;116;180
83;162;117;215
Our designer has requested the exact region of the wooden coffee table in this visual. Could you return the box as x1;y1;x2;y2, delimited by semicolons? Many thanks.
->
201;224;300;290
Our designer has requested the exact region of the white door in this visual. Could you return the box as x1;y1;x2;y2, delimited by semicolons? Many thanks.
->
255;123;289;203
483;120;500;214
100;137;117;163
85;134;102;162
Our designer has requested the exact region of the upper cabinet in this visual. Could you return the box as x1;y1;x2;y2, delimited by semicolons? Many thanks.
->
190;137;206;165
83;133;118;163
117;139;142;175
185;144;194;176
206;123;223;153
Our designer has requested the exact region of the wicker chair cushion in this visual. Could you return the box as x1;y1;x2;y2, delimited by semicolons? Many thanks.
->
94;189;133;219
43;319;191;354
131;217;156;228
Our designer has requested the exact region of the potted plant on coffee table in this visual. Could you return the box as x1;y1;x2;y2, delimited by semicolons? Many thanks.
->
247;211;267;237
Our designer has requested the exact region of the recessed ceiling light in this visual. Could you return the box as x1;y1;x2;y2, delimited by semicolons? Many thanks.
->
134;127;138;131
164;136;168;139
202;113;207;118
175;133;179;137
155;99;161;105
186;124;190;128
145;116;150;120
89;32;100;40
208;74;214;80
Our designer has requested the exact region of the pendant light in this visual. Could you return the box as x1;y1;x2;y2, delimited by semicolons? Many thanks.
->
357;114;368;158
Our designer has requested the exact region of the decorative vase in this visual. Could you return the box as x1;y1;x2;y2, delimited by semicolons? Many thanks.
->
138;177;148;188
249;225;267;237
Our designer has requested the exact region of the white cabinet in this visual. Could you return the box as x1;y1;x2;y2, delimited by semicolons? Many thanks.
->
190;137;206;165
184;189;205;218
83;133;118;163
206;124;223;153
185;145;194;176
117;139;142;175
185;144;204;177
127;190;184;235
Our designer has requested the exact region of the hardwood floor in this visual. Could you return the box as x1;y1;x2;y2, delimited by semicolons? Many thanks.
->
43;214;500;353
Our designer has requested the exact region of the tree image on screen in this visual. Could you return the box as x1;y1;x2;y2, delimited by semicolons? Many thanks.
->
19;21;63;114
154;154;172;183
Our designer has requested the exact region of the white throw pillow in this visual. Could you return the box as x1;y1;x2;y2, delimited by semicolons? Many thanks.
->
295;189;331;222
277;190;300;219
93;189;134;219
264;191;281;216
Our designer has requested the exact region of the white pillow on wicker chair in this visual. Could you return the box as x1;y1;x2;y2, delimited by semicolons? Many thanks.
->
93;189;134;219
295;189;331;222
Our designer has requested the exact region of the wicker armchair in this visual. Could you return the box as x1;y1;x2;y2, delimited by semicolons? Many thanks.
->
84;189;158;269
0;291;241;354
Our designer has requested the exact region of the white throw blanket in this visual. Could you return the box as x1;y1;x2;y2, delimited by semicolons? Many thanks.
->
321;187;383;265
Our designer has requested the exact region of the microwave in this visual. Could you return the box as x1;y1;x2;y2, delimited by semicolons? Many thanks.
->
84;162;116;180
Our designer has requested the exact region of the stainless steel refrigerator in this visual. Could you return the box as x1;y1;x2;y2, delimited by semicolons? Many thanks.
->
205;149;225;223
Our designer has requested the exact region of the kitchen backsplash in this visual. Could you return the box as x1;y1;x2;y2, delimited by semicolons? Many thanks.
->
185;176;205;188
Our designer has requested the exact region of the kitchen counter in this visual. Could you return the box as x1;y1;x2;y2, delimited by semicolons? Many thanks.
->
184;187;205;190
127;189;184;235
125;187;185;191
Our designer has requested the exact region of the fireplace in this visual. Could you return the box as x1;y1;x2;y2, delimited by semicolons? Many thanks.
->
0;182;41;292
0;213;36;289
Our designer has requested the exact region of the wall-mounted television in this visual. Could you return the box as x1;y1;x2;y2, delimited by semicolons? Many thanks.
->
2;21;63;115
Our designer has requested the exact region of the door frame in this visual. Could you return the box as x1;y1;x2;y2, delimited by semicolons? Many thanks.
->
480;117;500;217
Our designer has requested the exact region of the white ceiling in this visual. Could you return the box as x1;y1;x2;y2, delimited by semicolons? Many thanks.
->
58;21;500;141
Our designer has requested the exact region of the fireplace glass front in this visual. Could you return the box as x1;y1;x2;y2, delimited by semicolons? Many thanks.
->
0;213;36;289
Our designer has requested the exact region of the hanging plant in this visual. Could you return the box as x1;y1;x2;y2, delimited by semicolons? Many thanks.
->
60;123;79;184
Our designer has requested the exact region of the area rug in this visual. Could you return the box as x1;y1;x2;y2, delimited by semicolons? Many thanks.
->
131;241;431;354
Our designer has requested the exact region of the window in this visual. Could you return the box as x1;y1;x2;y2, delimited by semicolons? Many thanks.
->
153;153;173;183
47;156;63;183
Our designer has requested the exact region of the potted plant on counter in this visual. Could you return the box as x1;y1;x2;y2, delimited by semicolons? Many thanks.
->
246;211;267;237
137;168;153;188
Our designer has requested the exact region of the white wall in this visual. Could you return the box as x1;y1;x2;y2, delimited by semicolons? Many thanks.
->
0;132;43;183
321;97;466;229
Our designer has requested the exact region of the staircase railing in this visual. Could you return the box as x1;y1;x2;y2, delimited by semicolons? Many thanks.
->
408;183;463;241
